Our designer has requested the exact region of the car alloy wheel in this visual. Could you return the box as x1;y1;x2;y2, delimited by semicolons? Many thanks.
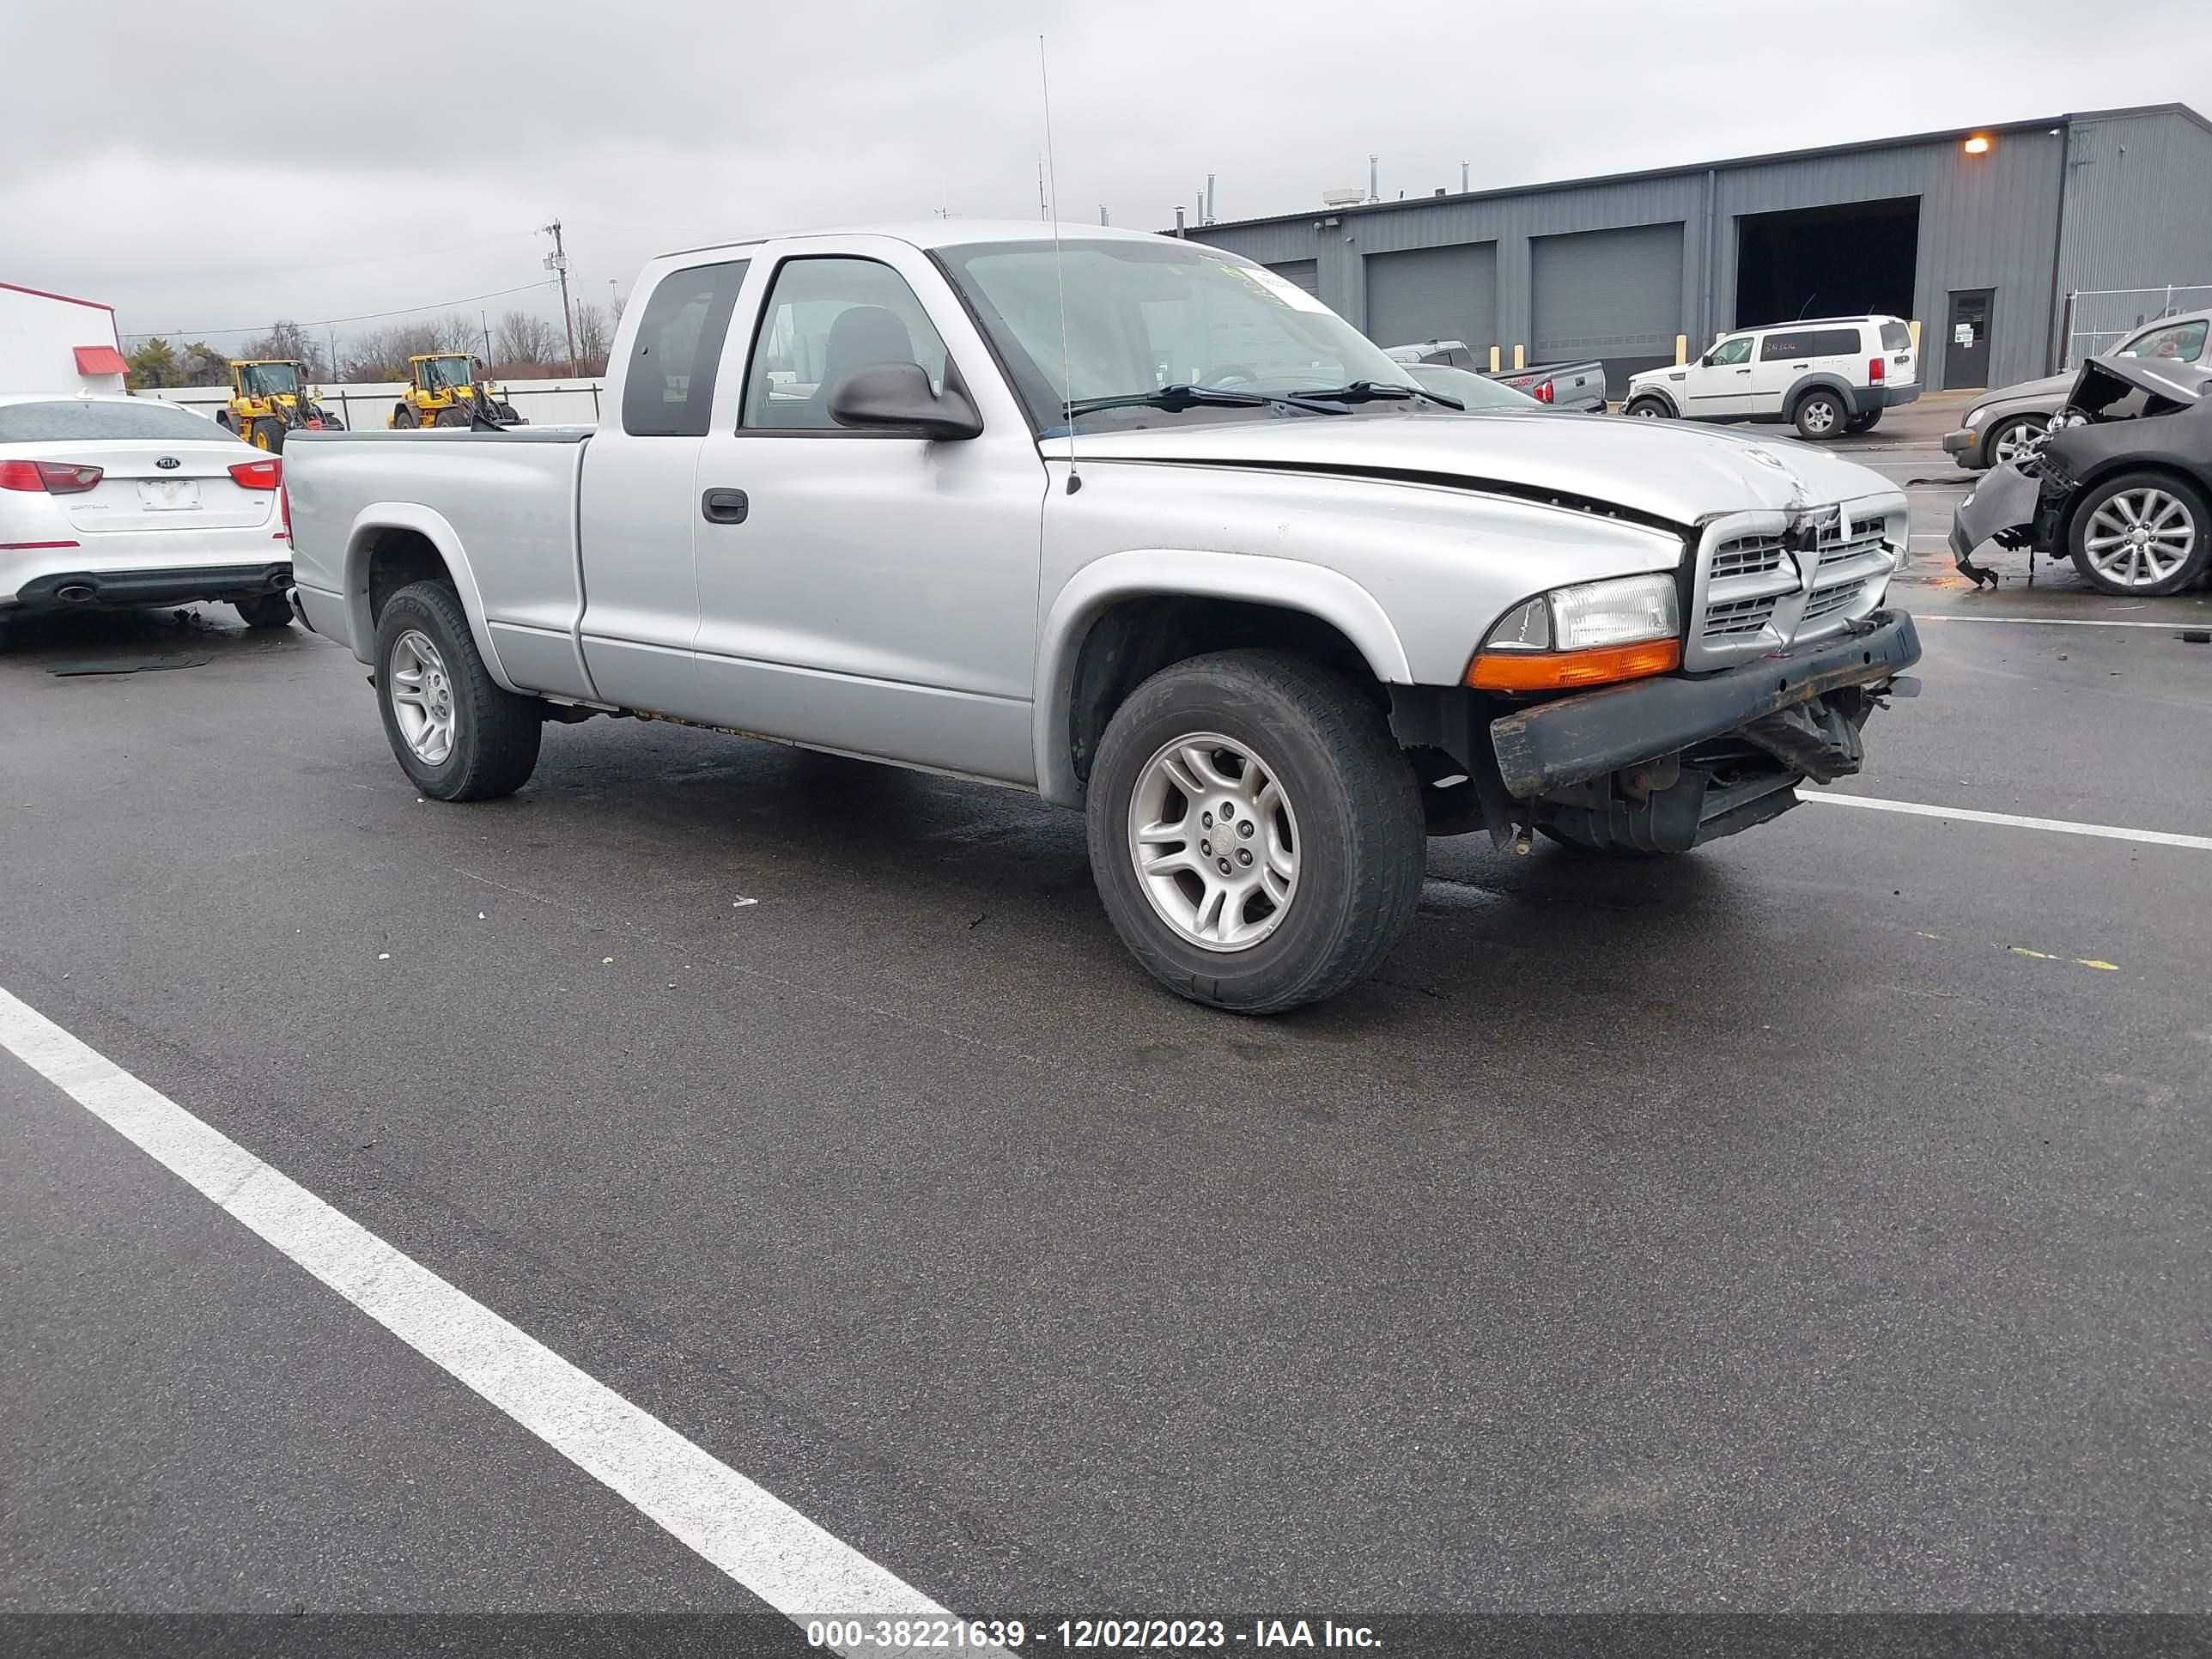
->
1127;732;1299;951
2081;487;2197;589
386;629;459;764
1990;417;2046;467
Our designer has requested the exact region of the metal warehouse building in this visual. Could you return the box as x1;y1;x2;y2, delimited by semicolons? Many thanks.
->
1185;103;2212;393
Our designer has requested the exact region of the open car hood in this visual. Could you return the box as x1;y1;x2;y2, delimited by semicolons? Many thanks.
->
2067;352;2212;416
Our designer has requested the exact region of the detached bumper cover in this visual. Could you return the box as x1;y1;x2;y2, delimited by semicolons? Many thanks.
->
1489;611;1923;799
7;562;294;611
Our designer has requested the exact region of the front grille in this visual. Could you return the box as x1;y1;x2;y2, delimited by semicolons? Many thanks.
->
1702;594;1782;640
1689;501;1901;668
1801;583;1861;624
1711;535;1787;580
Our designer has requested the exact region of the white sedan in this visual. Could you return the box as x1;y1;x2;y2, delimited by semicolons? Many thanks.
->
0;393;295;635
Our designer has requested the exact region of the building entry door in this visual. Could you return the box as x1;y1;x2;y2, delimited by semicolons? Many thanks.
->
1945;289;1993;389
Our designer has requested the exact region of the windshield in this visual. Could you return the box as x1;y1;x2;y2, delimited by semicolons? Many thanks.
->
2118;318;2208;362
935;239;1422;433
422;356;474;388
242;362;301;396
1405;363;1538;410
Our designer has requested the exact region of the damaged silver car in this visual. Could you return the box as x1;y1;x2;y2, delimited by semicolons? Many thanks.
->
1951;353;2212;596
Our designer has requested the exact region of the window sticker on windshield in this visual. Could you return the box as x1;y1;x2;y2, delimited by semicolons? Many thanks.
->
1213;258;1334;315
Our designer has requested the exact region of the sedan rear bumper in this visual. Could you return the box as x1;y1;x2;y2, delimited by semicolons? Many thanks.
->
6;562;294;613
1489;611;1923;799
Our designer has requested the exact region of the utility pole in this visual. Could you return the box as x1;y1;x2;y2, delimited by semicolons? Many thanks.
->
541;219;577;375
482;310;494;365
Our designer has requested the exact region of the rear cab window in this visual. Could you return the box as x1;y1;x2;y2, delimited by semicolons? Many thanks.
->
620;260;750;437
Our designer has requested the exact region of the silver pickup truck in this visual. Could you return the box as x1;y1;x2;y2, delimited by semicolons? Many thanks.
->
1383;340;1608;413
287;221;1921;1012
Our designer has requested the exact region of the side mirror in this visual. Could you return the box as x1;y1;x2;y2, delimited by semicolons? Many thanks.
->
1698;351;1716;368
828;361;982;441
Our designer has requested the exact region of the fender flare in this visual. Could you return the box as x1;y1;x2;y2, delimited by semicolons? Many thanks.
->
1784;374;1861;419
1033;549;1413;808
1625;386;1681;417
340;501;519;690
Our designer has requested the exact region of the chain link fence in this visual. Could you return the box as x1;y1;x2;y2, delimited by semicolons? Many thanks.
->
2061;285;2212;368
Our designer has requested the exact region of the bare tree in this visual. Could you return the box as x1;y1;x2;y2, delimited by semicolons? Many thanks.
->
492;309;566;374
571;300;613;375
236;320;327;378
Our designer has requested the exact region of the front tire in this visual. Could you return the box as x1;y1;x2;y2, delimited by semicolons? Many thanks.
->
2068;471;2210;596
1626;397;1672;419
393;404;419;428
1986;413;2046;470
234;592;293;630
1085;649;1425;1014
373;580;542;800
1793;390;1846;441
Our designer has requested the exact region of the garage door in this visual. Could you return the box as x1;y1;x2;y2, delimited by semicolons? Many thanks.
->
1265;260;1320;297
1531;222;1683;384
1364;244;1498;353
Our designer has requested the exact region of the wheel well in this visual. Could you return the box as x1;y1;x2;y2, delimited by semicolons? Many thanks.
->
1066;596;1379;789
1627;392;1673;414
363;527;453;625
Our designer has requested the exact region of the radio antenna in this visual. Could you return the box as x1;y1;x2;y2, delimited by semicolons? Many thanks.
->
1041;34;1080;493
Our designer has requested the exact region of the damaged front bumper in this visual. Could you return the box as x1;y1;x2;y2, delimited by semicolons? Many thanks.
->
1398;612;1917;854
1948;463;2046;587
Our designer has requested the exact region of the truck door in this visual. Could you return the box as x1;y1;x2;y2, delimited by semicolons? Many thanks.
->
1685;333;1757;417
575;257;750;716
690;240;1048;783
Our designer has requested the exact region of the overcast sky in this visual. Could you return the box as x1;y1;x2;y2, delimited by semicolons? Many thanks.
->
6;0;2207;356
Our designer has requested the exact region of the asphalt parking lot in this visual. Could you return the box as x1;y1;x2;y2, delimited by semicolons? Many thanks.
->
6;411;2212;1638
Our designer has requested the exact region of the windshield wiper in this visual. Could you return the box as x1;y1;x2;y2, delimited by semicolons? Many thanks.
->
1064;383;1346;419
1298;380;1461;410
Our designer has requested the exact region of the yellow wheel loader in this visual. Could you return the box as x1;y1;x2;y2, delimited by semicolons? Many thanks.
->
217;360;344;453
388;355;525;429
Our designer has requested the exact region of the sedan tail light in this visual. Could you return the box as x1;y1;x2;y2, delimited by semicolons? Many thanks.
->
228;458;283;490
0;459;105;494
277;483;293;541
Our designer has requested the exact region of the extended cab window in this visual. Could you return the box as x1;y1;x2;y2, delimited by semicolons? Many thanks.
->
2121;319;2209;362
1760;328;1861;361
1708;337;1753;367
621;259;749;437
741;258;951;431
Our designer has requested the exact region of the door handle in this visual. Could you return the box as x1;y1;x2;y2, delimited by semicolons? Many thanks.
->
702;488;749;525
1734;368;1752;375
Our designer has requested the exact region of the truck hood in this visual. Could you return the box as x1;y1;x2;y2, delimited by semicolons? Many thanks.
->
1057;410;1896;527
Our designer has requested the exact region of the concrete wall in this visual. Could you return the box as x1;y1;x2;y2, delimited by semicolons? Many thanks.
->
1188;106;2212;393
2;283;125;396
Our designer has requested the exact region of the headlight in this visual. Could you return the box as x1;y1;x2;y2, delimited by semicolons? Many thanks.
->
1468;574;1681;691
1965;405;1989;428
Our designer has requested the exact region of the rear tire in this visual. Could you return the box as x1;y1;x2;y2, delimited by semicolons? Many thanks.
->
1845;409;1882;434
234;592;293;630
1793;390;1846;441
1085;649;1425;1014
393;404;419;428
251;416;287;453
373;580;542;800
1626;397;1672;419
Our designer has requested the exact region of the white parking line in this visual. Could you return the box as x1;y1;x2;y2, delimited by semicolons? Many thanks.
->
1916;615;2208;629
0;984;984;1654
1802;793;2212;851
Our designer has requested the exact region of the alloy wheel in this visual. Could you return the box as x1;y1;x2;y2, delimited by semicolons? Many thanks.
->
1127;732;1299;952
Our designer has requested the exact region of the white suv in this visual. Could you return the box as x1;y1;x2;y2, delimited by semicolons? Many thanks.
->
1623;316;1919;441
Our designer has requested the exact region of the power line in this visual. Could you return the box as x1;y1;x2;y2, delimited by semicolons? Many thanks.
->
118;279;562;343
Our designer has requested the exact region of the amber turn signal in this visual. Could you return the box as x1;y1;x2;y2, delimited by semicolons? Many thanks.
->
1467;637;1681;691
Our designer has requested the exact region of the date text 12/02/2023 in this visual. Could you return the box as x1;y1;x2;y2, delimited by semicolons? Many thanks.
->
805;1617;1382;1650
